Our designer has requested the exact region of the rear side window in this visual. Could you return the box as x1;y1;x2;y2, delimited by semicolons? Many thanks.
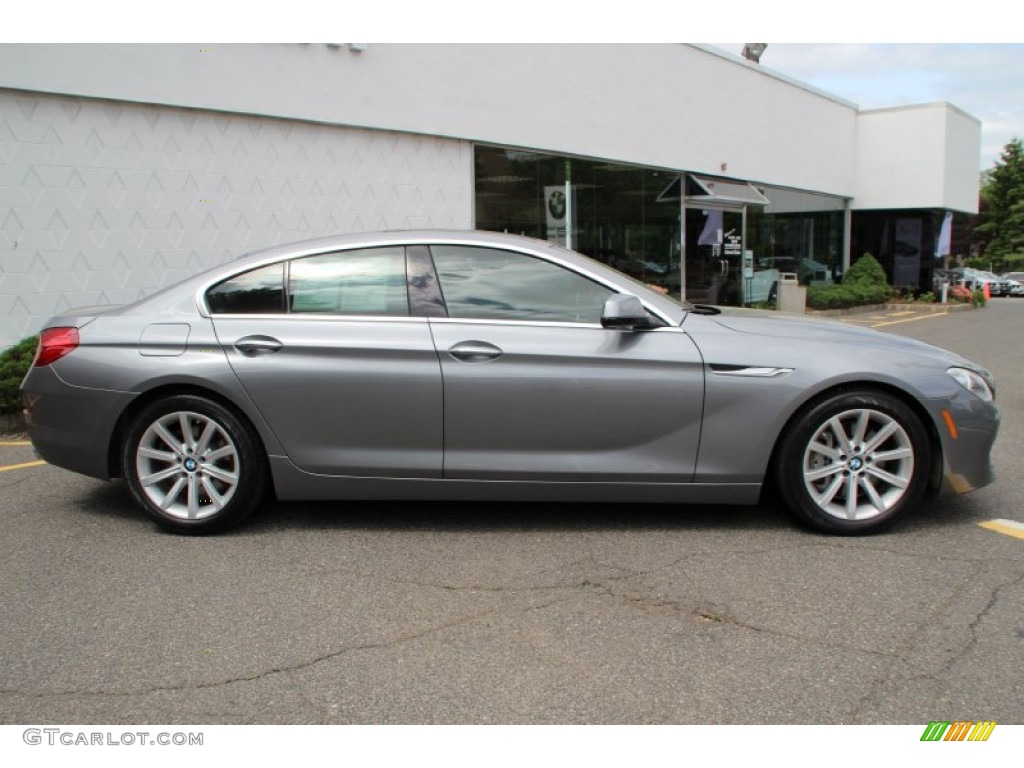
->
289;247;408;316
206;247;410;317
206;263;285;314
431;245;613;323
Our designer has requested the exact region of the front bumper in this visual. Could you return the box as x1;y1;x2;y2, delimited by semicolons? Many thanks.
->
927;389;1000;496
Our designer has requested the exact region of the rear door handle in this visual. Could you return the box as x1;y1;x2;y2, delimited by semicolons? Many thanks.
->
234;335;283;356
447;340;503;363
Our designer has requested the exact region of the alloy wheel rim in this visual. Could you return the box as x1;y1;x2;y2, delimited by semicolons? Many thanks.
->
802;408;915;521
136;411;240;520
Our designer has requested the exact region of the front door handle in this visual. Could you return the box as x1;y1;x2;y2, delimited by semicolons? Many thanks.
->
234;335;283;356
447;340;503;363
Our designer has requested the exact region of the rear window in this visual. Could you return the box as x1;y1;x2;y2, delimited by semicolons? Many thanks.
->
289;247;408;316
206;248;410;317
206;263;285;314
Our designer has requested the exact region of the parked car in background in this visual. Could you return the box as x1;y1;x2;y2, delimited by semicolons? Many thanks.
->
976;270;1011;296
21;231;1000;537
947;268;1009;296
1001;272;1024;296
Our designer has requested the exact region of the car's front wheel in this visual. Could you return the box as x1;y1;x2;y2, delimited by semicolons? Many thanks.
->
774;390;931;535
122;395;268;534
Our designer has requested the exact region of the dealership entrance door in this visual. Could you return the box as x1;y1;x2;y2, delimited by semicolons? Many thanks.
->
677;176;770;306
683;206;746;305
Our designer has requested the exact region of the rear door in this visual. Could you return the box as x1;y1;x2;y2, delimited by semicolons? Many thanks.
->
207;246;443;477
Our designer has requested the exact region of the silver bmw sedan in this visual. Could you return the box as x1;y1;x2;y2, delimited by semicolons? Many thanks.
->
21;230;999;535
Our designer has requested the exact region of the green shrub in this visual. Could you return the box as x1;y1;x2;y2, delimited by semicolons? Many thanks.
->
807;283;891;310
806;253;894;310
917;291;937;303
0;336;38;415
972;290;987;308
843;253;888;287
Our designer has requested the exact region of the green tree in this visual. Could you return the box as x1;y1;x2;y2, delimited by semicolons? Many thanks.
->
974;138;1024;270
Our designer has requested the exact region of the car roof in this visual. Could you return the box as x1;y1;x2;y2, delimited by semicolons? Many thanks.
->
225;229;567;267
130;229;690;326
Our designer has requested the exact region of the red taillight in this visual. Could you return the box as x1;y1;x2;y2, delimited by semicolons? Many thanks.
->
34;327;80;367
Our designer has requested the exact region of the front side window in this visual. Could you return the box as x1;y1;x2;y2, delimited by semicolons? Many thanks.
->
431;246;613;323
206;263;285;314
289;247;408;316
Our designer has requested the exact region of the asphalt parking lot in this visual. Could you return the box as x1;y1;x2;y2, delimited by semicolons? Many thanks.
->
1;300;1021;725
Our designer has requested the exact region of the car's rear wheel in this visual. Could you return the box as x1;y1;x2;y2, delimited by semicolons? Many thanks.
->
122;395;267;534
775;390;930;535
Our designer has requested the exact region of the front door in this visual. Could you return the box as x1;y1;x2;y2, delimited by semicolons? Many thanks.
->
427;244;706;483
684;207;744;306
431;321;705;482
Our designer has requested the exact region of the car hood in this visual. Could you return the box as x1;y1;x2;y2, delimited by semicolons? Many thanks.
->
697;306;978;368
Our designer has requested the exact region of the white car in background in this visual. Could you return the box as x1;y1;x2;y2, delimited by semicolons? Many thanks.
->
956;268;1009;296
1001;272;1024;297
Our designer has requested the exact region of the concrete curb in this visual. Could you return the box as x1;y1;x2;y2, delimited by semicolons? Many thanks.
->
806;302;975;318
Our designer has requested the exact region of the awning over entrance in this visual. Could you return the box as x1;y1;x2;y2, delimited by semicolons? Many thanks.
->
656;174;771;207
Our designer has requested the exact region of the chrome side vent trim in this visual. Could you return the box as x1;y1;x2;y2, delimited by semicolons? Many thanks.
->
709;365;794;378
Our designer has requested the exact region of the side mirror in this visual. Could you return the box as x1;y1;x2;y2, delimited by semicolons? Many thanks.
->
601;294;652;330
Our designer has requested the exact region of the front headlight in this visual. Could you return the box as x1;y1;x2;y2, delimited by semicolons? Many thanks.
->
948;367;994;402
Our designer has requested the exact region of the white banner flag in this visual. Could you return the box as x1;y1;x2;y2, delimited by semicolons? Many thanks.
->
936;211;953;257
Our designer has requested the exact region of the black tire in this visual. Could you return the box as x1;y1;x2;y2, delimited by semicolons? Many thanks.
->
121;394;268;534
774;390;931;535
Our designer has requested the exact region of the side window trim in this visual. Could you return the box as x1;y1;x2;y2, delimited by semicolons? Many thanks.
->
282;257;291;313
406;245;448;318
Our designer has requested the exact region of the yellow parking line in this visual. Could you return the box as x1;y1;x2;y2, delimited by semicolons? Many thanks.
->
0;460;46;473
979;519;1024;541
0;441;32;446
870;312;949;328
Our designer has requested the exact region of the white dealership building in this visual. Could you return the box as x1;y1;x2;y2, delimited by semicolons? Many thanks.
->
0;43;980;346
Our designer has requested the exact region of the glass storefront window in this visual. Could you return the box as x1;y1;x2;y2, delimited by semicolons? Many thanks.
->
474;145;849;306
850;211;940;291
746;187;846;289
475;146;681;295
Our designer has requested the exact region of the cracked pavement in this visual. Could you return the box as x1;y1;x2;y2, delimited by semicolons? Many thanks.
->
1;301;1022;724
